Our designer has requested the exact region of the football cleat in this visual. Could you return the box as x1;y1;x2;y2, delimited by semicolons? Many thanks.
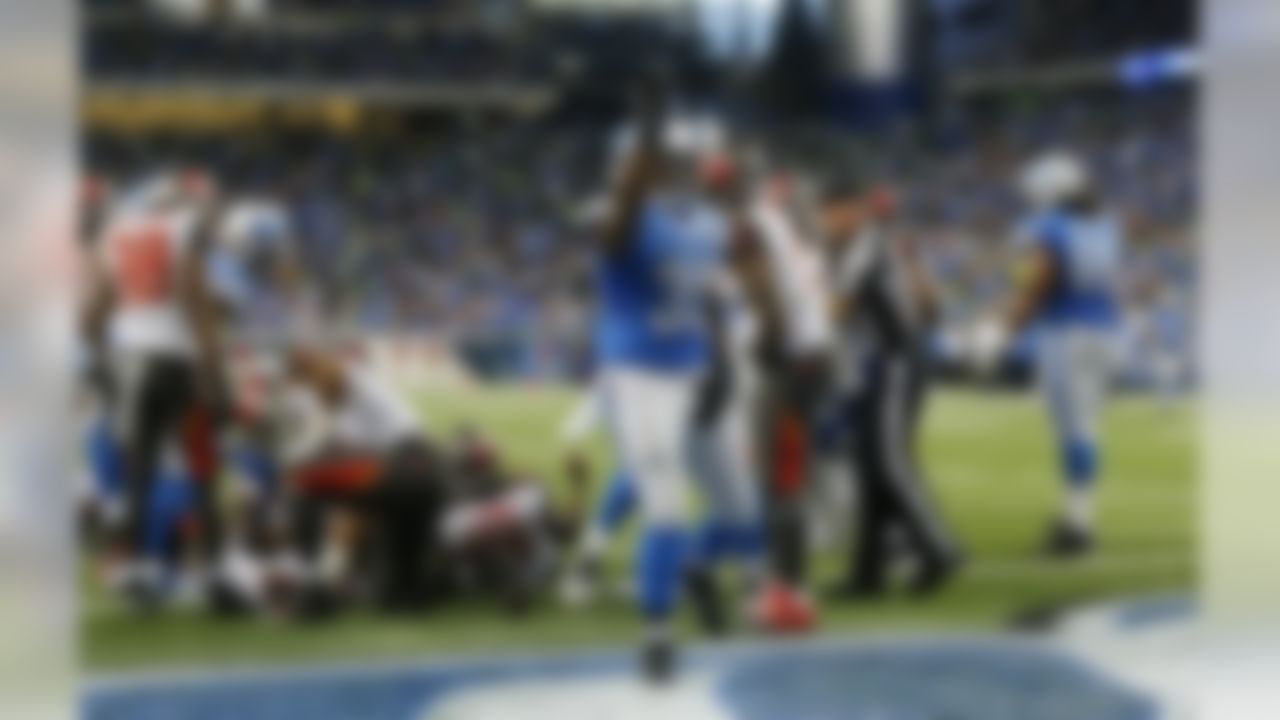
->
909;553;963;598
558;558;601;609
1043;518;1095;559
750;580;816;635
684;565;729;638
641;634;677;686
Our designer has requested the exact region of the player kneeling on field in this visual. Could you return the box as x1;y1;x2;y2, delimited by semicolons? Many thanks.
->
275;346;451;619
274;347;576;620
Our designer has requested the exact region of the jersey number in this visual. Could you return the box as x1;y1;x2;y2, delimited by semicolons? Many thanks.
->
1066;225;1119;290
112;224;174;305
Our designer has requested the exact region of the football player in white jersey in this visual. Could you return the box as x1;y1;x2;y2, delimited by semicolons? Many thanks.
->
720;166;833;632
272;343;440;617
82;168;234;611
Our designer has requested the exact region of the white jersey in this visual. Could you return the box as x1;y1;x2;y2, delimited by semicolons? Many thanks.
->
328;366;422;453
275;363;421;464
99;205;202;357
749;197;833;358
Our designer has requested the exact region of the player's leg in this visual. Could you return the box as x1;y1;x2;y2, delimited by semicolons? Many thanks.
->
367;439;447;613
560;467;636;607
681;359;751;634
286;488;331;616
684;413;755;636
181;397;225;571
116;354;172;608
88;396;201;599
1039;329;1105;555
764;404;810;586
287;454;383;619
593;469;638;548
173;364;262;614
145;462;202;605
118;357;218;610
604;367;694;682
750;377;818;633
806;399;855;553
83;414;127;549
227;436;280;554
688;395;767;586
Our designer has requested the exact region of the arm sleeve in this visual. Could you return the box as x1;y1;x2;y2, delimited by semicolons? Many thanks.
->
833;229;880;298
751;204;832;356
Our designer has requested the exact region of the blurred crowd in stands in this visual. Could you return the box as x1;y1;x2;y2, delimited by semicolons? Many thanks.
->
82;0;1195;391
84;0;672;86
86;86;1195;391
85;18;543;85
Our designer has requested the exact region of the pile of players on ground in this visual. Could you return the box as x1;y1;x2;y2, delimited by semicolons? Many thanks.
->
78;172;590;621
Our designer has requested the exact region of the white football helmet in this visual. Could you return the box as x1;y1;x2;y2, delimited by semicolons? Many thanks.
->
607;114;727;181
1019;151;1089;208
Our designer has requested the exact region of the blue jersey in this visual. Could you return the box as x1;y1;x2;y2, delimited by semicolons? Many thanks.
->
595;196;725;372
1023;209;1122;329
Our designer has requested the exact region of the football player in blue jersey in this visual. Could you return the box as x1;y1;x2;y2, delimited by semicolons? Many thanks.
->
974;151;1122;557
594;81;731;681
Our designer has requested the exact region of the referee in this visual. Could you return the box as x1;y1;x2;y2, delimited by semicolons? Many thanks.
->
819;176;961;600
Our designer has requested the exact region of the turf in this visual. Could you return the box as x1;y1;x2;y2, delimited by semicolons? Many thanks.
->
83;386;1195;671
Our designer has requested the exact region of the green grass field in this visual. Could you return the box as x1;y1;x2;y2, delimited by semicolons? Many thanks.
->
84;385;1194;672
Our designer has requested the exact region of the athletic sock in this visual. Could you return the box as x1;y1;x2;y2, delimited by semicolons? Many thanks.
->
1062;437;1099;531
1065;485;1095;532
638;525;688;621
580;524;609;563
598;470;637;533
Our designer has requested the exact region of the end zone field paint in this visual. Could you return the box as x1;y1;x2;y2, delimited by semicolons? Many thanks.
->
88;617;1184;720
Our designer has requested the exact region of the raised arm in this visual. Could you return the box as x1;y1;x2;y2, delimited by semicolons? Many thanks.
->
600;80;664;255
80;237;117;367
831;226;877;325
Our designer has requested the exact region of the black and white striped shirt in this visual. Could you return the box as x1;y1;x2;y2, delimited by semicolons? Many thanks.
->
832;226;928;369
